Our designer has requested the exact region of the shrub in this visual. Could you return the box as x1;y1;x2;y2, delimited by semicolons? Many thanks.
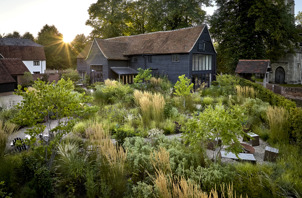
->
72;121;87;138
159;119;175;135
61;69;81;83
94;80;133;105
20;72;33;87
134;68;152;84
233;163;278;197
289;107;302;147
112;124;136;146
202;96;214;106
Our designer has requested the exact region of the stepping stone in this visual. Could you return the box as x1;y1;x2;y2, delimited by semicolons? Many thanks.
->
264;146;279;162
220;150;256;163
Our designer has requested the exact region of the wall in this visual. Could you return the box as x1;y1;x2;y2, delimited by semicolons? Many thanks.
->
190;26;216;77
270;50;302;84
23;60;46;74
130;54;190;84
85;41;108;80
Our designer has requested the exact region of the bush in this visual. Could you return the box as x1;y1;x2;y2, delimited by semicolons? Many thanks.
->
159;119;175;135
94;80;133;105
61;69;81;83
289;107;302;147
73;121;87;137
112;124;137;146
202;96;214;106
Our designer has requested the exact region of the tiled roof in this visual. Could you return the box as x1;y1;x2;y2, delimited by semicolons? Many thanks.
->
0;58;29;75
0;60;16;84
81;25;206;60
96;40;129;60
0;38;46;60
0;38;42;47
235;60;270;74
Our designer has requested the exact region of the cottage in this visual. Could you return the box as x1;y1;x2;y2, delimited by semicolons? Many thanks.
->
77;25;217;86
0;58;29;92
0;38;46;74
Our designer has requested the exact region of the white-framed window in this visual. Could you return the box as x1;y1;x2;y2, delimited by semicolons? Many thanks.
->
192;54;212;71
172;54;180;62
33;61;40;66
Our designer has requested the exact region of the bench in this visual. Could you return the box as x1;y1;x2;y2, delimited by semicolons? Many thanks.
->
220;150;256;163
243;132;259;146
264;146;279;162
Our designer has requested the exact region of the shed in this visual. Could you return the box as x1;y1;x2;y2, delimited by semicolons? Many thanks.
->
235;60;271;83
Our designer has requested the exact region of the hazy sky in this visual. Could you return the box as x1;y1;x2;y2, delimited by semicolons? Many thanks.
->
0;0;301;42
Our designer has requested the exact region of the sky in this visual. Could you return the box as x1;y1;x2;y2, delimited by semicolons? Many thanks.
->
0;0;302;43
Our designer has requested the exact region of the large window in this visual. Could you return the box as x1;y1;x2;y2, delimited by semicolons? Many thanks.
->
192;54;212;71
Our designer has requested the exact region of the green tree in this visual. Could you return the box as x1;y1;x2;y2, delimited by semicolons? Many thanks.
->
296;11;302;26
22;32;35;41
70;34;89;55
4;31;21;38
183;104;247;162
174;74;193;107
37;24;75;69
210;0;300;73
87;0;211;37
86;0;128;38
13;79;97;168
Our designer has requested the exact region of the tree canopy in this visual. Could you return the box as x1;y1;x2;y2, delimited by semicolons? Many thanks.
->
210;0;300;73
36;25;76;69
86;0;211;38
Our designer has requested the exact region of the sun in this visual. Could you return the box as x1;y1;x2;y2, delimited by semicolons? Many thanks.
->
63;34;74;43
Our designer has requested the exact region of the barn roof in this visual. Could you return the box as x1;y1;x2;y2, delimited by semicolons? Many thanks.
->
0;38;46;60
0;58;29;75
0;60;16;84
235;60;270;74
80;25;206;60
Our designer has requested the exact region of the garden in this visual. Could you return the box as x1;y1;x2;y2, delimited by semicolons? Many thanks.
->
0;69;301;198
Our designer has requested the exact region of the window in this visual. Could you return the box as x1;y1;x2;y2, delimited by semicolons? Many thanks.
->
132;57;137;62
192;54;212;71
33;61;40;66
172;54;180;62
198;42;205;51
33;72;40;74
148;56;152;63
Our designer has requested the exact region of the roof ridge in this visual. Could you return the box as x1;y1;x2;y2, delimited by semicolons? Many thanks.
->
105;25;204;41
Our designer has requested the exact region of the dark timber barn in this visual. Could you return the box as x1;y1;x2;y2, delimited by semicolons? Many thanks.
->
77;25;217;86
